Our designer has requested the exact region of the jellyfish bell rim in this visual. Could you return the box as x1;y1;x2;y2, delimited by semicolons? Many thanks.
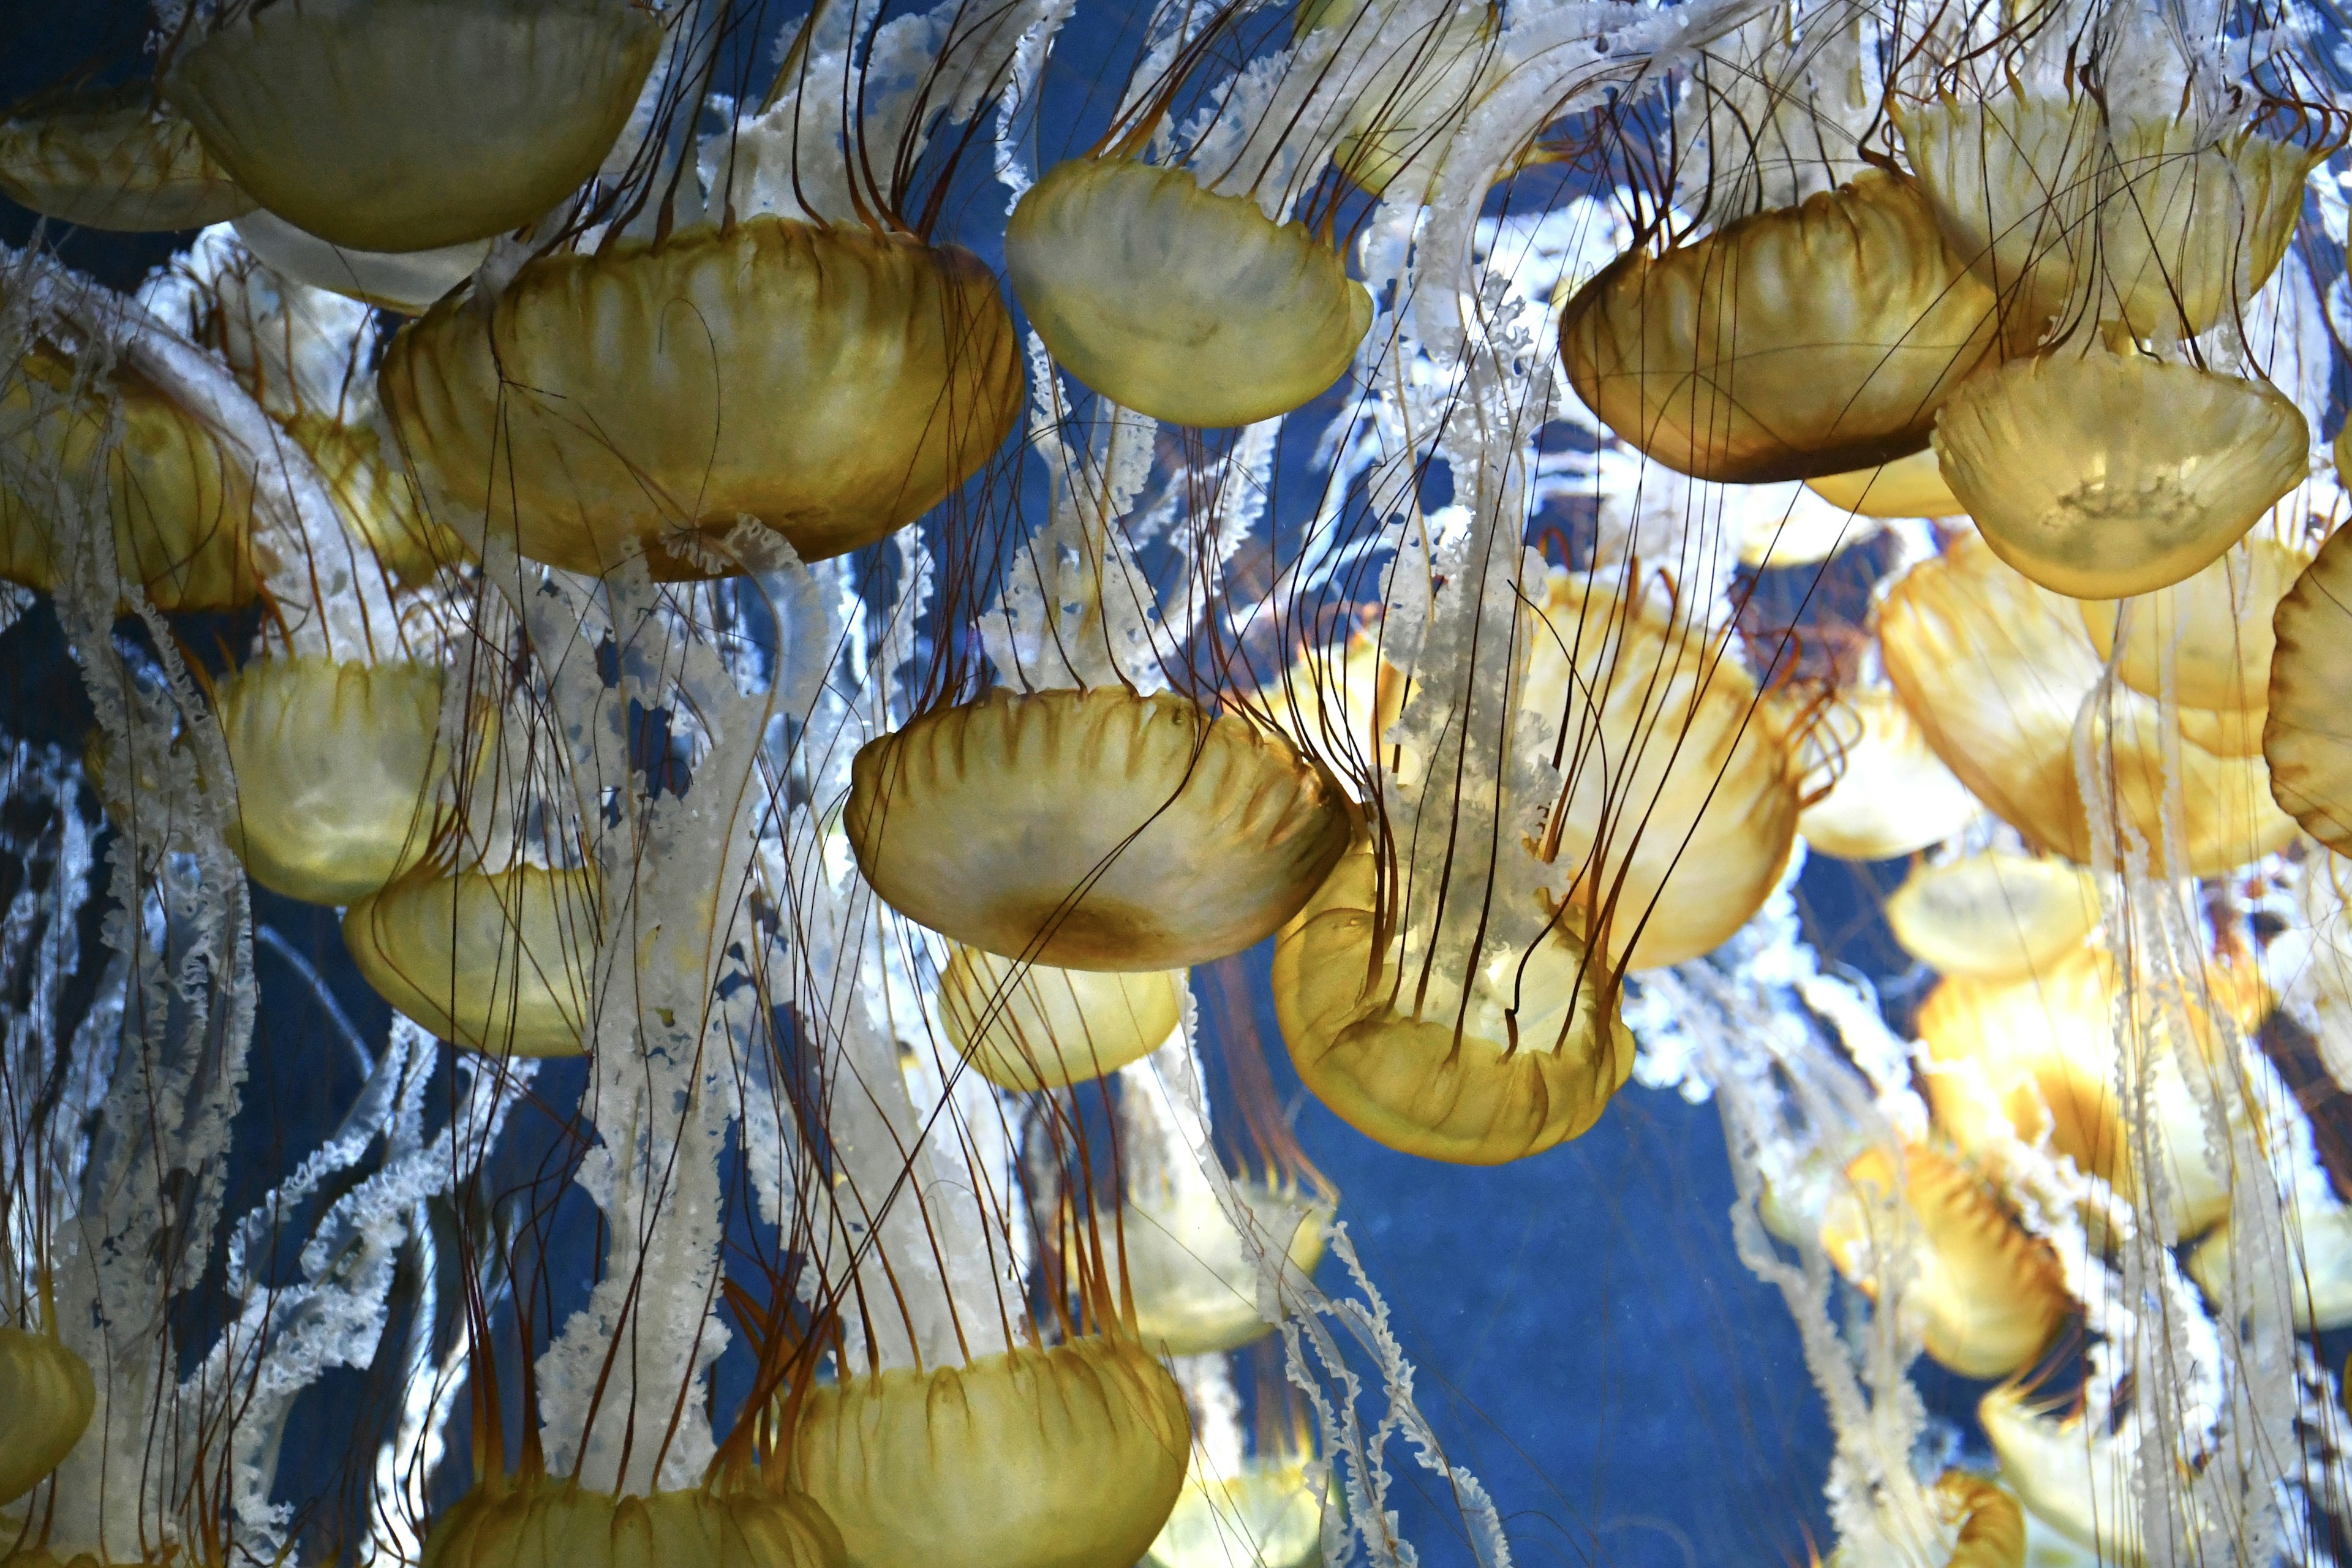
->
936;944;1184;1091
0;81;255;233
2264;521;2352;856
0;1326;96;1509
417;1470;846;1568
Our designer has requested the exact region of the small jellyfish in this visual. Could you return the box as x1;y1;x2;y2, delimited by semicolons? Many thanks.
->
165;0;662;254
343;859;599;1057
846;687;1350;972
937;944;1184;1090
785;1333;1191;1568
0;83;252;233
1977;1385;2145;1566
0;1319;93;1508
1117;1181;1329;1358
1792;684;1980;863
1290;0;1502;197
1932;345;2307;601
1145;1456;1326;1568
282;412;470;586
1894;94;2100;339
2263;521;2352;854
1557;168;2003;483
231;208;490;317
2077;537;2303;715
1802;448;1967;521
420;1470;843;1568
1885;852;2103;982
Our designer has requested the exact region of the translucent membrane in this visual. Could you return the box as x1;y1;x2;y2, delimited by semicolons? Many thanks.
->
1934;348;2307;600
2264;523;2352;854
1878;532;2297;878
1521;576;1803;968
788;1335;1189;1568
284;413;469;586
420;1472;843;1568
1897;94;2098;339
2078;538;2301;714
0;1328;93;1507
1817;1145;2068;1379
2189;1204;2352;1332
1977;1386;2143;1565
217;658;445;905
846;688;1349;971
344;863;598;1057
1145;1459;1324;1568
1120;1183;1327;1355
1802;448;1966;520
0;84;252;232
383;218;1022;579
167;0;662;254
1;341;258;611
1272;844;1634;1164
937;945;1183;1090
1557;169;2002;484
233;209;489;317
1885;852;2101;982
1005;160;1371;428
1793;685;1978;862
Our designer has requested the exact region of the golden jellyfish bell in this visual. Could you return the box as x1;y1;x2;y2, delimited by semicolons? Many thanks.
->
216;658;445;906
1;341;258;612
1885;853;2101;982
1146;1458;1325;1568
1521;576;1803;969
420;1471;843;1568
937;946;1183;1091
2265;522;2352;855
1932;1474;2028;1568
846;687;1350;972
382;217;1022;579
1977;1386;2144;1567
1557;168;2003;484
787;1335;1189;1568
1877;532;2297;878
284;413;470;586
1273;623;1414;801
1120;1182;1329;1357
0;83;253;233
1793;685;1979;862
1933;347;2309;601
0;1327;93;1507
1896;94;2098;340
1818;1145;2070;1380
1803;448;1967;521
344;861;598;1057
1004;159;1371;428
2092;121;2320;341
2078;538;2302;715
232;209;489;317
166;0;662;255
1272;845;1635;1165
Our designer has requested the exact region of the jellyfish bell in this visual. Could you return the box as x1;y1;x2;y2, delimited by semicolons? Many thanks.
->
1895;93;2097;341
165;0;663;255
216;657;447;906
846;687;1350;973
1801;448;1966;522
232;209;489;317
284;412;470;585
1817;1144;2070;1380
1977;1386;2145;1566
786;1333;1189;1568
0;83;253;233
1004;159;1371;428
1885;852;2101;982
1118;1182;1329;1356
420;1470;844;1568
382;216;1022;580
1792;684;1978;862
2187;1202;2352;1332
1932;347;2309;601
1557;167;2003;485
0;1326;93;1507
1289;0;1501;198
1146;1458;1325;1568
2076;537;2302;715
343;858;598;1057
937;946;1183;1091
1733;480;1886;568
2264;522;2352;854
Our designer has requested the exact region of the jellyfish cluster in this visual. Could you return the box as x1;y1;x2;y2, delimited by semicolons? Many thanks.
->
1;0;2351;1564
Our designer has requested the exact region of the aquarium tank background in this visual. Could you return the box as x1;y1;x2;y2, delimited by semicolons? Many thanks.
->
1;0;2350;1565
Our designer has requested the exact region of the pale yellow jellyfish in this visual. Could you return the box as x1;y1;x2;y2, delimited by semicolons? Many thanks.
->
2076;537;2302;714
937;945;1184;1090
1291;0;1502;197
0;83;253;232
284;413;470;586
1558;168;2003;484
1792;684;1979;862
344;861;598;1057
846;687;1350;972
1933;346;2308;601
1270;619;1415;800
1118;1182;1329;1356
1818;1144;2071;1380
216;657;446;906
786;1334;1190;1568
1978;1385;2144;1567
1877;532;2297;878
420;1469;843;1568
1146;1457;1325;1568
1803;448;1967;521
383;219;1023;578
1885;852;2102;982
2264;522;2352;854
2188;1204;2352;1332
165;0;662;254
232;208;491;317
1005;159;1371;428
0;1324;93;1507
1894;94;2100;339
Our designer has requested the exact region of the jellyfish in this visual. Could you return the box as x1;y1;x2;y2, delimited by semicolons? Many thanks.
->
0;83;252;233
1803;448;1966;522
1290;0;1505;198
2077;537;2304;715
1977;1386;2146;1566
937;945;1185;1090
344;859;600;1058
2264;521;2352;853
1792;684;1980;863
1885;851;2103;982
1145;1458;1325;1568
230;208;491;317
420;1475;843;1568
0;1319;93;1508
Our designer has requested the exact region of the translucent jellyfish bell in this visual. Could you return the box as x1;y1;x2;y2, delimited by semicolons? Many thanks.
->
937;945;1183;1090
1977;1386;2144;1565
0;1325;93;1506
285;413;470;585
1004;160;1373;428
232;209;490;316
166;0;663;254
787;1335;1190;1568
2076;537;2302;714
1118;1182;1329;1355
343;861;598;1057
1933;347;2308;601
383;219;1023;578
1793;685;1978;862
1558;169;2003;484
1885;852;2103;982
846;688;1350;972
0;83;253;232
2188;1204;2352;1332
1802;448;1967;521
1146;1458;1326;1568
2264;523;2352;854
217;658;446;906
420;1472;843;1568
1817;1145;2069;1379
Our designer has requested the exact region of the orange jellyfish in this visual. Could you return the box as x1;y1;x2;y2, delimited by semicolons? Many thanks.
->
2264;521;2352;854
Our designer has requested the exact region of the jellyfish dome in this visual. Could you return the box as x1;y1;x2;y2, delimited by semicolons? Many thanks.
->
420;1473;843;1568
343;861;598;1057
0;84;252;233
937;945;1183;1090
2266;521;2352;853
0;1327;93;1507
